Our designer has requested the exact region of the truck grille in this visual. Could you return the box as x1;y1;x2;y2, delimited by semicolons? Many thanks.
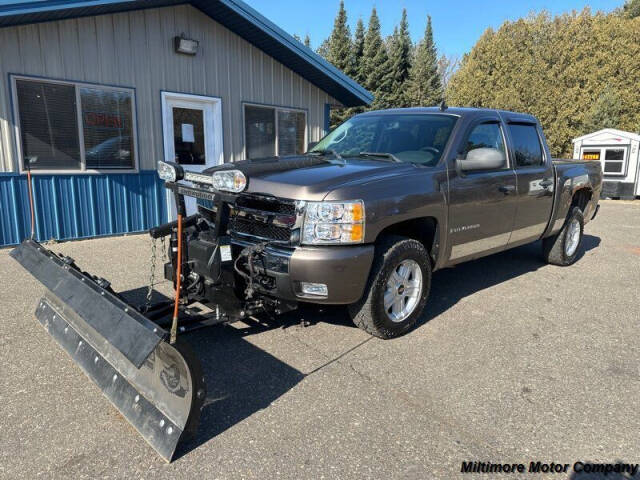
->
229;195;297;243
230;217;292;242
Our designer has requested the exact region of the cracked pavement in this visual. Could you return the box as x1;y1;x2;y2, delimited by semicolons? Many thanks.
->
1;200;638;479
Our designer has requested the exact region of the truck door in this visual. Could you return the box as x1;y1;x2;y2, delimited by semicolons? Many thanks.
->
504;121;554;245
446;116;518;263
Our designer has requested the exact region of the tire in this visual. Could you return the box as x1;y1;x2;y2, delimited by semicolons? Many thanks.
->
348;235;431;339
542;206;584;266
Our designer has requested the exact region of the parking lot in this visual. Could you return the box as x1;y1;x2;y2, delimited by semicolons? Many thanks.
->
1;200;638;479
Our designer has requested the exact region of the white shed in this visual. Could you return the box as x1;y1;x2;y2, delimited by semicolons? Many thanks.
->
572;129;640;199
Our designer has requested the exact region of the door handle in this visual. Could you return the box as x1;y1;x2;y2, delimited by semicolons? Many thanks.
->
498;185;516;194
539;179;553;188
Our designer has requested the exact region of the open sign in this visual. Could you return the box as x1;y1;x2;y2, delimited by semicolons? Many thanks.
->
84;111;125;129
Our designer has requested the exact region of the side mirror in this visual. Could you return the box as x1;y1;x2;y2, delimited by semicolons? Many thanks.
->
456;148;505;171
307;141;318;152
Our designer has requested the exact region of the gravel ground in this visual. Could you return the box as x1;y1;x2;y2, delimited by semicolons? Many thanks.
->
1;200;638;479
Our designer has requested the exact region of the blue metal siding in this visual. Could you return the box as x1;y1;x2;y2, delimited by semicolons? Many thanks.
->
0;171;166;247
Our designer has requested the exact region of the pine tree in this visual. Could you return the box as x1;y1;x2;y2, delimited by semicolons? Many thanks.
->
407;15;443;106
353;18;366;84
384;9;413;108
446;10;640;156
304;34;311;48
362;7;391;109
316;38;330;59
584;86;622;132
623;0;640;18
326;0;354;76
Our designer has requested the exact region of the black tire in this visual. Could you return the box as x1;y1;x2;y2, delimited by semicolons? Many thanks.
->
542;206;584;266
348;235;431;339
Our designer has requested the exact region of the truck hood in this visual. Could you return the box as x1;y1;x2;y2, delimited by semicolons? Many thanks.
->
203;155;415;200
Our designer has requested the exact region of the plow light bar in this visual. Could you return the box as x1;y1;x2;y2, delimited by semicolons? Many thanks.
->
212;170;247;193
157;161;184;182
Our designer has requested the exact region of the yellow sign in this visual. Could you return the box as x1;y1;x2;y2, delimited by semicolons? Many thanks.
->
582;152;600;160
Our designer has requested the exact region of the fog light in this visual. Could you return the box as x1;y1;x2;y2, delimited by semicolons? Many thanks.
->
300;282;328;297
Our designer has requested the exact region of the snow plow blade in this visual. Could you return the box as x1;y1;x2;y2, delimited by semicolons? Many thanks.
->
10;240;205;462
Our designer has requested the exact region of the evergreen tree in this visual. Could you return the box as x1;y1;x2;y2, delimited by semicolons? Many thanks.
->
316;38;330;59
623;0;640;18
446;10;640;156
407;15;443;106
362;7;391;109
353;18;366;84
584;86;622;132
384;9;413;107
304;34;311;48
326;0;354;76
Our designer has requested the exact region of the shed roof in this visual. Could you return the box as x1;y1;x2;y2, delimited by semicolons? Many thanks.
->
573;128;640;143
0;0;372;107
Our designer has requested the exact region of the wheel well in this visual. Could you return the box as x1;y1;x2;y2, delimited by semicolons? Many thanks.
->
376;217;438;261
572;188;592;212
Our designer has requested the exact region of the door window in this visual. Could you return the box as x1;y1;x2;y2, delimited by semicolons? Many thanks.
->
172;107;206;165
509;124;544;167
463;122;506;157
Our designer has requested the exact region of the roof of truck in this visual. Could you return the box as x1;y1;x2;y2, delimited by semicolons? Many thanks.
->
360;107;539;123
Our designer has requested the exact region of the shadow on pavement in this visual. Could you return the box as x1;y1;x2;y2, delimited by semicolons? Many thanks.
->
418;235;601;327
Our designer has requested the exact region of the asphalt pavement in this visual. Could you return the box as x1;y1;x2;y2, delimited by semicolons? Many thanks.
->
1;200;638;479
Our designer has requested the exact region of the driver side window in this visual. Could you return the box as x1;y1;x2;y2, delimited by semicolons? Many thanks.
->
463;122;506;157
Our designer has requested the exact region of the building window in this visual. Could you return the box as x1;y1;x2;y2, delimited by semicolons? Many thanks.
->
603;148;626;175
244;104;306;159
581;147;627;176
13;76;136;172
508;123;544;167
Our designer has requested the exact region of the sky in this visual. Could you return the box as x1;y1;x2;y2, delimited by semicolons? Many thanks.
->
246;0;623;57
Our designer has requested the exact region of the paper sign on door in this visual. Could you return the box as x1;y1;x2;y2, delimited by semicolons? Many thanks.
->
181;124;195;143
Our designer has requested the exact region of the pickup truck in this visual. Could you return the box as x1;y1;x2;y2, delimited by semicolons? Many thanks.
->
11;106;602;460
156;106;602;339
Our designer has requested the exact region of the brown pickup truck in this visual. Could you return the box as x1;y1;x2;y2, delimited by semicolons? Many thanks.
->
158;106;602;339
11;106;602;460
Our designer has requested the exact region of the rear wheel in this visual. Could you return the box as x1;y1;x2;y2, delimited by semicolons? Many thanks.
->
542;206;584;266
348;236;431;339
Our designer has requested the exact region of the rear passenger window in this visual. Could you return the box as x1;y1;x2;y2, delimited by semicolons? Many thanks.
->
509;124;543;167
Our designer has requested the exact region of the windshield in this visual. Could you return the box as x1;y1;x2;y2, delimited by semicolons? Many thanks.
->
311;114;457;166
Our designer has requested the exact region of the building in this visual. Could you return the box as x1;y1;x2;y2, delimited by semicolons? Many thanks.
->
0;0;372;247
572;129;640;200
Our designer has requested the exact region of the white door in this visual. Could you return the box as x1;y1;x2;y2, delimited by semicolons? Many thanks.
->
161;92;223;220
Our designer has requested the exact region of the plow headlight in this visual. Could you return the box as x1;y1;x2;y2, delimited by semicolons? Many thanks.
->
157;161;183;182
212;170;247;193
302;200;365;245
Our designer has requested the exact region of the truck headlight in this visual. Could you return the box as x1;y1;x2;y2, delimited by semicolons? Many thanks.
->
212;170;247;193
157;161;183;182
302;200;364;244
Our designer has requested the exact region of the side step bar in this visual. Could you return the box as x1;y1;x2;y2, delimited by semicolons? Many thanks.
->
11;240;206;462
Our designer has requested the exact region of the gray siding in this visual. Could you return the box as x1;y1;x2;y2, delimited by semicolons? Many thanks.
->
0;4;338;172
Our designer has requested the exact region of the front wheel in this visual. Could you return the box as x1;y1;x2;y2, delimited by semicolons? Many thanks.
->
348;236;431;339
542;206;584;266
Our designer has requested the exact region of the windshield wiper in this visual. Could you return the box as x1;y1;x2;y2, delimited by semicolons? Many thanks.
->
358;151;402;163
308;149;345;164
